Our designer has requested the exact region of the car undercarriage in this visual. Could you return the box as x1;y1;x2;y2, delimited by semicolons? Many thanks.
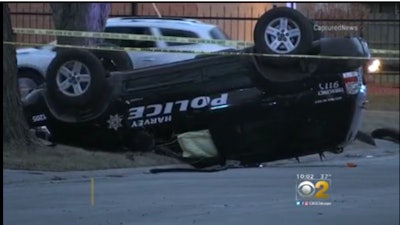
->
22;7;371;167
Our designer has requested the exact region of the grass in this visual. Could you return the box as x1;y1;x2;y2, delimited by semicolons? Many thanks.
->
360;110;399;134
366;94;399;111
3;143;181;172
366;82;399;111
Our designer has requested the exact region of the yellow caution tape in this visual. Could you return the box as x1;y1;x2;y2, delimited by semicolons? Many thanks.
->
12;28;400;55
4;41;400;61
370;49;400;55
12;28;254;48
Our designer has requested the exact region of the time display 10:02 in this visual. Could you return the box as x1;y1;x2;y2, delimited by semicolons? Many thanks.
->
297;174;331;180
297;174;315;180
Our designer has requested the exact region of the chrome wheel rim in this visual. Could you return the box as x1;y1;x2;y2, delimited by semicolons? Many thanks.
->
264;17;301;54
55;60;91;97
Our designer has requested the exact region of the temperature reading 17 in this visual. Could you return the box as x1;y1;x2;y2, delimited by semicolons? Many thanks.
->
320;174;331;179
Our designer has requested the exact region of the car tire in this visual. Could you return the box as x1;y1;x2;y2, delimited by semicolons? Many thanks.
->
46;49;107;107
17;70;44;98
253;7;314;67
90;42;134;72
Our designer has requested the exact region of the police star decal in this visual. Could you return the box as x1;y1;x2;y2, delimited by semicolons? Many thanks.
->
106;114;123;131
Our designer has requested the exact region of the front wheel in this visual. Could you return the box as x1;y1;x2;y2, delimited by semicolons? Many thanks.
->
46;49;107;107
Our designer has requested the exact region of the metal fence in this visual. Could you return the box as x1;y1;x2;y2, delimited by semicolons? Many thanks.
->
9;3;400;48
8;3;400;88
9;3;134;45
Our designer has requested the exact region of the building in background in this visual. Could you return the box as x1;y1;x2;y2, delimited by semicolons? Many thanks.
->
8;2;399;52
9;2;285;43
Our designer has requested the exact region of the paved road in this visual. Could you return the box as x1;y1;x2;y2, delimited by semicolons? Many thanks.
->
3;140;399;225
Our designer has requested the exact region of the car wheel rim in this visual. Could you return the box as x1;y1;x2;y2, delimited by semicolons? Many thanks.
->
56;60;91;97
264;17;301;54
18;78;37;98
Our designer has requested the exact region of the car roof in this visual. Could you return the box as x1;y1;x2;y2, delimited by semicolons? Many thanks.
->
106;17;216;30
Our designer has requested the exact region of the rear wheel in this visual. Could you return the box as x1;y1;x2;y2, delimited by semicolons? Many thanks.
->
254;7;314;67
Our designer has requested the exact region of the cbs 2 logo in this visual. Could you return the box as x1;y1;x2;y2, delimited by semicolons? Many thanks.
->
297;180;330;199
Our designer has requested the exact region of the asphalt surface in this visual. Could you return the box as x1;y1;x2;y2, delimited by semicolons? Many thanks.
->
3;140;399;225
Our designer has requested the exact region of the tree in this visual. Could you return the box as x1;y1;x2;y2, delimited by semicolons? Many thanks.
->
50;3;111;46
3;4;36;149
3;3;112;150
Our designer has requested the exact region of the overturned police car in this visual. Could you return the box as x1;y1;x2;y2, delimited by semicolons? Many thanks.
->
22;7;371;167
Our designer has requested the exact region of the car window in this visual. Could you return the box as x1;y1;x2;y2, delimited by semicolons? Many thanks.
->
104;27;156;48
209;27;230;40
159;28;199;46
